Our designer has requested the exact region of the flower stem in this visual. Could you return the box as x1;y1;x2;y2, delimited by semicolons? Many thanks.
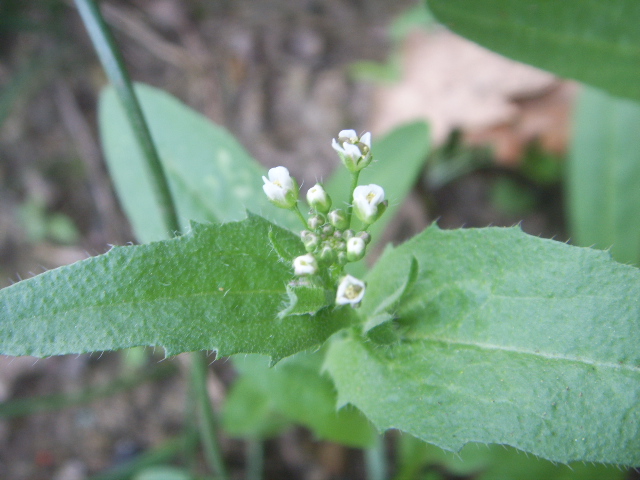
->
190;352;229;480
346;170;361;229
292;203;309;228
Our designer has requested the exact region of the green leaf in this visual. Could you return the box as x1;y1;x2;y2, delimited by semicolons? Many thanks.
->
326;224;640;465
568;86;640;265
426;0;640;102
395;436;627;480
0;215;354;361
99;83;297;243
223;352;376;447
325;121;430;251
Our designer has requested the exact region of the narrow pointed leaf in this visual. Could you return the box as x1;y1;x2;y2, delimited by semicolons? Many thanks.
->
326;225;640;465
426;0;640;102
568;86;640;265
99;83;297;243
0;215;354;361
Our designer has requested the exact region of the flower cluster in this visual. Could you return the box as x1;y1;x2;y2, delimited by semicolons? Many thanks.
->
262;130;386;307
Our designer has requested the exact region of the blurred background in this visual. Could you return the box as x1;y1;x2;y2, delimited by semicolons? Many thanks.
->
0;1;589;479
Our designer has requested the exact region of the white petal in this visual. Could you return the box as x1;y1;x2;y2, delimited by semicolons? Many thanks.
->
269;166;293;187
293;254;317;276
336;275;366;305
263;182;286;202
338;129;357;139
347;237;365;256
331;138;346;154
343;143;362;160
360;132;371;148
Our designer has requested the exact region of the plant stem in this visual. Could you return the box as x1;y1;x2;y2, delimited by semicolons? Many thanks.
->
365;434;387;480
73;0;181;238
292;203;309;228
246;438;264;480
346;170;361;229
191;352;229;480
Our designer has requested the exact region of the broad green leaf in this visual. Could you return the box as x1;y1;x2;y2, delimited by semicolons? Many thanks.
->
326;224;640;465
426;0;640;102
395;436;626;480
568;86;640;265
0;215;354;361
223;352;376;447
99;83;296;243
325;121;430;249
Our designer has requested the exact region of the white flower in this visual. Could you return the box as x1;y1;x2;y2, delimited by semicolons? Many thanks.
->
353;184;386;225
336;275;366;306
293;254;318;276
331;130;373;172
262;166;298;209
306;183;332;213
346;236;366;262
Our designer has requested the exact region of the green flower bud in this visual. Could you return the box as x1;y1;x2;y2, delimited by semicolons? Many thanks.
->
319;245;336;263
308;215;324;230
301;231;320;252
356;231;371;245
328;209;348;230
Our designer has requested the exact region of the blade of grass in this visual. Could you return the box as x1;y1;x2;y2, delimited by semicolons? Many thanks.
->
73;0;180;237
0;362;176;419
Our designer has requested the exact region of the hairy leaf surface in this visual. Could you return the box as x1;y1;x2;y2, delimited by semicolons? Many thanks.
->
568;87;640;265
0;215;353;360
426;0;640;102
326;225;640;465
100;84;296;243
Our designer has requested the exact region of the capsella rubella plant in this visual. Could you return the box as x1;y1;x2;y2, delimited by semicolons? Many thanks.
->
1;106;639;468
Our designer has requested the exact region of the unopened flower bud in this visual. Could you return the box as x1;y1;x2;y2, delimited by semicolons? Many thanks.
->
336;275;366;306
306;183;332;214
346;237;366;262
328;209;348;230
331;130;373;173
356;231;371;244
293;254;317;276
308;215;324;230
262;166;299;209
319;245;336;263
353;184;386;225
343;229;355;240
301;231;320;252
322;224;335;236
337;252;348;265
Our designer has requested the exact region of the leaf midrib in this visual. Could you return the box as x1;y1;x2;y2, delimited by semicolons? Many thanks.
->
408;336;640;373
18;287;287;322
